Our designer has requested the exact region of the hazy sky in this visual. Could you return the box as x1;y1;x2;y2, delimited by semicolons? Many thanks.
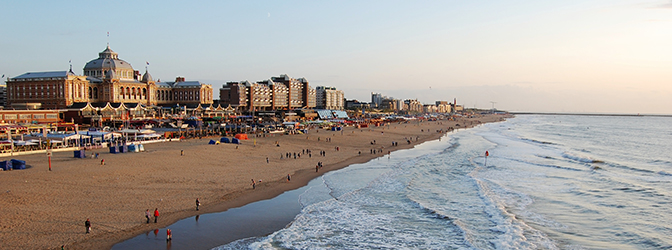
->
1;0;670;114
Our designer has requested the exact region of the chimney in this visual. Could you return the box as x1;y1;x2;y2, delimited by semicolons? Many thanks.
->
135;70;140;80
175;77;185;82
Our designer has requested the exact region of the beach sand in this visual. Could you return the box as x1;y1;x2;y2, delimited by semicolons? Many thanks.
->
0;114;509;250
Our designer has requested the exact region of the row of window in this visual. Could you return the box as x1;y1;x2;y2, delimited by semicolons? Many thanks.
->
85;69;133;79
1;114;59;120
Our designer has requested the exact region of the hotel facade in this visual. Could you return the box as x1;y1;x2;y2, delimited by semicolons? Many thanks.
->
6;46;214;110
219;74;317;112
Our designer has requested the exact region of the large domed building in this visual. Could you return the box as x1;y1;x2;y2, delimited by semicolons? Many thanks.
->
6;45;214;109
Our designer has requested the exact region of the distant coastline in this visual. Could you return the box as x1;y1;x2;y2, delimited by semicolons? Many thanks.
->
510;112;672;117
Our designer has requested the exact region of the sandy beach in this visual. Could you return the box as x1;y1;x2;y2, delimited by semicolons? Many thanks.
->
0;114;509;250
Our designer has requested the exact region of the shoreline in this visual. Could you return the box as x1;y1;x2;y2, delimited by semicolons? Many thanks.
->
0;114;510;250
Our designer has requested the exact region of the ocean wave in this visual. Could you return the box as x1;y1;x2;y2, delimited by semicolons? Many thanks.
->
559;152;666;175
649;159;672;167
561;152;605;164
494;155;583;172
657;171;672;177
473;178;559;250
520;137;558;146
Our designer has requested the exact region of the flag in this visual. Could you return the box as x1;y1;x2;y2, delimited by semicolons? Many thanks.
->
146;61;149;65
1;74;4;78
107;31;109;37
485;151;489;157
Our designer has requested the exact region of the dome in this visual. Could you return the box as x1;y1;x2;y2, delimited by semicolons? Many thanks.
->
141;69;153;83
83;45;135;79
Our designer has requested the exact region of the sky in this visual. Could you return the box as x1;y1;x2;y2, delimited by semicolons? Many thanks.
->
1;0;671;114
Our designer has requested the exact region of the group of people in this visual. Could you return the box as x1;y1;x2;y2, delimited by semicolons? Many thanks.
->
145;208;160;223
83;204;183;243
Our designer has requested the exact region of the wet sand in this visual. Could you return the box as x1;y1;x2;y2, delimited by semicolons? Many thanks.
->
0;114;509;250
112;174;315;250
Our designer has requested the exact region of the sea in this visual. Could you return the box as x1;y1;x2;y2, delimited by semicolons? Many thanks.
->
212;115;672;250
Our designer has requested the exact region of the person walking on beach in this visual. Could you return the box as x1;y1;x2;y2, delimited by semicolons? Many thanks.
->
145;209;151;223
154;208;159;223
251;179;256;189
181;149;184;156
100;159;105;165
166;228;172;241
196;198;200;211
85;218;91;234
287;174;291;182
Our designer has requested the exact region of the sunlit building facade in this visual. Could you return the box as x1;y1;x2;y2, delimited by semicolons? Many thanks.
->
6;45;213;109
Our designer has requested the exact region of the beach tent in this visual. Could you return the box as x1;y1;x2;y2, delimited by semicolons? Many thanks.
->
234;134;249;140
128;144;138;152
74;149;86;158
11;159;26;170
109;145;119;153
0;161;11;171
220;137;230;143
208;140;217;145
232;138;240;144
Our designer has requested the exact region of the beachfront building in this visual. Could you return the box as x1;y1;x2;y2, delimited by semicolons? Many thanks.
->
371;92;383;108
0;110;62;124
436;101;451;113
220;75;315;112
157;77;214;105
315;86;344;110
423;104;438;113
451;103;464;113
262;79;288;110
304;85;316;109
219;81;249;109
0;84;6;108
405;99;423;113
6;71;90;109
345;99;371;110
219;80;275;112
380;98;401;111
271;74;316;109
6;45;213;109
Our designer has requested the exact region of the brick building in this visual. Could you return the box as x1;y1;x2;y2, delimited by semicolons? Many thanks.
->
6;45;213;109
219;74;315;112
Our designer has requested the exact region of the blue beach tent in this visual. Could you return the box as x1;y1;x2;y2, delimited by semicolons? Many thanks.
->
109;145;119;154
231;138;240;144
11;159;26;170
220;137;230;143
0;161;11;171
74;149;86;158
209;140;217;144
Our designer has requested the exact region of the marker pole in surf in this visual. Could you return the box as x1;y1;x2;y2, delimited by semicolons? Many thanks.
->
484;151;489;167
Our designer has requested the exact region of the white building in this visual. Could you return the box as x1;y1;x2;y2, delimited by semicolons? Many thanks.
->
316;86;344;110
